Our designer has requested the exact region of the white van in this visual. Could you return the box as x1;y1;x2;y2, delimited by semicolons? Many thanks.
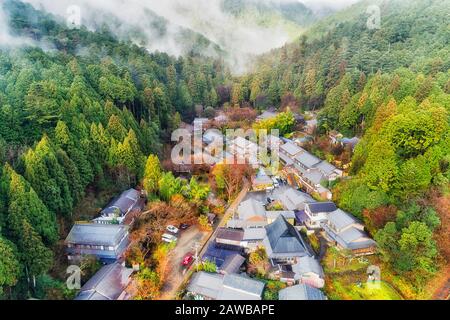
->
162;233;178;243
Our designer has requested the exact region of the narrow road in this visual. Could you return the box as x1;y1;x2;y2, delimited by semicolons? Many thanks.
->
199;181;249;258
431;266;450;300
158;181;249;300
158;226;209;300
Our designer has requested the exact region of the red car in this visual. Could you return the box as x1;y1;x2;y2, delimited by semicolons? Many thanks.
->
181;253;194;267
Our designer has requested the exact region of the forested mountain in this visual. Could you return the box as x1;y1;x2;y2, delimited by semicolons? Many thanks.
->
0;0;229;298
229;0;449;294
19;0;336;74
0;0;448;300
222;0;317;34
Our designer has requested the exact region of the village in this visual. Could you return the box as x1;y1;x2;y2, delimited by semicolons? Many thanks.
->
63;108;378;301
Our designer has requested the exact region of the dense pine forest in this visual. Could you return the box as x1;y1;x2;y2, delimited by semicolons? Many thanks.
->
0;0;449;300
0;0;229;298
230;0;449;293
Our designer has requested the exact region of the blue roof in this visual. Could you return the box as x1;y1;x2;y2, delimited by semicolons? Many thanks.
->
295;210;308;224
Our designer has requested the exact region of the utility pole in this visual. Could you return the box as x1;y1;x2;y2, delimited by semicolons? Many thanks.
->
192;241;202;272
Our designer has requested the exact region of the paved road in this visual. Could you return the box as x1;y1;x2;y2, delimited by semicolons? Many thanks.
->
158;181;250;300
199;182;250;258
432;266;450;300
159;226;209;300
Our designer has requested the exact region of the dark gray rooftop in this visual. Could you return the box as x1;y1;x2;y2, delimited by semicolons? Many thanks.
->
75;263;133;300
263;215;311;258
306;202;337;214
101;188;140;216
220;254;246;275
216;228;245;242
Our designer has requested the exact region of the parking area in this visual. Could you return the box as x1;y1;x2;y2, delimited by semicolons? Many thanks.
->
159;225;209;299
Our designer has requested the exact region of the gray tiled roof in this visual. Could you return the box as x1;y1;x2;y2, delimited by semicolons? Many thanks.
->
303;169;325;185
292;256;324;279
279;152;294;165
65;223;129;246
323;225;376;250
101;188;140;216
187;272;265;300
75;263;133;300
327;209;358;231
315;161;337;176
295;152;321;169
186;272;223;299
243;228;267;241
222;274;265;297
263;215;311;258
265;211;296;220
254;168;273;185
237;198;266;221
279;284;326;300
277;187;314;211
219;254;246;275
280;142;302;156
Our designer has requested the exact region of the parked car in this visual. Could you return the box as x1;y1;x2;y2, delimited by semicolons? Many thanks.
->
181;253;194;266
272;177;279;188
166;225;179;234
179;223;190;230
162;233;177;243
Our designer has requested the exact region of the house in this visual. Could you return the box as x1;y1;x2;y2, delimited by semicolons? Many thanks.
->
279;141;303;166
252;168;274;191
265;211;296;225
186;272;265;300
292;256;325;288
277;186;315;211
75;262;134;300
232;198;267;228
268;134;283;151
262;215;312;265
303;202;337;229
278;284;326;300
242;228;267;249
215;228;244;248
65;223;130;263
278;140;343;199
219;254;246;275
203;242;244;268
227;136;259;166
323;209;377;256
94;188;143;224
256;109;278;121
